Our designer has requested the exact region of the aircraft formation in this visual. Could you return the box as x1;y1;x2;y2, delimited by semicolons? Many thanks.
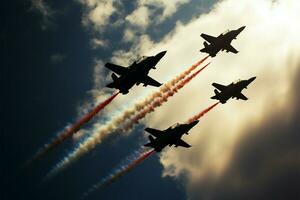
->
25;26;256;197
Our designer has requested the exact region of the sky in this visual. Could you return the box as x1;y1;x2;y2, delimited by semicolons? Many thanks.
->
1;0;299;200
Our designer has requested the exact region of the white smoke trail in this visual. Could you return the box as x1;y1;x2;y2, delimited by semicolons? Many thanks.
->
46;56;210;178
122;62;211;131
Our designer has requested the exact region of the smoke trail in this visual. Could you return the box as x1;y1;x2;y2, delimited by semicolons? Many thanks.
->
187;102;219;123
82;102;218;197
122;62;211;131
26;91;119;166
83;148;155;198
46;56;210;177
82;102;217;197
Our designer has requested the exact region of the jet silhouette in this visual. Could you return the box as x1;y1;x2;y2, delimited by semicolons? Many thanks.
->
105;51;166;94
200;26;245;57
211;76;256;104
144;120;199;152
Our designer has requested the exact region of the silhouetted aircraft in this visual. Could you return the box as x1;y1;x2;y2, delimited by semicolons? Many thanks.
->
211;76;256;104
105;51;166;94
200;26;246;57
144;120;199;152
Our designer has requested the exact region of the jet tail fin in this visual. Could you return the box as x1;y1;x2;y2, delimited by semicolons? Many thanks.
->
211;89;220;99
200;42;209;53
203;41;209;47
144;135;155;147
148;135;155;142
111;73;118;82
106;73;119;88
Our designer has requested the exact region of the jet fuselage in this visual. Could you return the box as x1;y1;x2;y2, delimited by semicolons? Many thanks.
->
201;26;245;57
213;77;256;103
145;121;199;152
108;51;166;94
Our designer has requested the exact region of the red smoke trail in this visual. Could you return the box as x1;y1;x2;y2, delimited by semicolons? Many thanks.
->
27;91;119;165
107;149;154;184
83;148;155;198
184;55;210;75
187;102;219;123
46;56;211;178
122;62;211;131
165;55;210;87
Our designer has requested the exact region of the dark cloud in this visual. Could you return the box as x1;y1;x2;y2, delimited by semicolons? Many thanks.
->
30;0;54;30
50;53;66;64
189;66;300;200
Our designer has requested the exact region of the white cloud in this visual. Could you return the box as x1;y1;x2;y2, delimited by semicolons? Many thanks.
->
112;35;155;65
139;0;190;22
75;1;300;195
123;0;190;31
79;0;116;32
108;0;300;198
126;6;150;29
91;38;108;48
122;28;136;42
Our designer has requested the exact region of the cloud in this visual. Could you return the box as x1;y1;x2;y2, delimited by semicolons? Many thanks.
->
104;0;300;198
187;65;300;200
50;53;66;64
31;0;54;30
91;38;108;48
112;35;155;65
73;1;300;198
79;0;117;32
122;28;136;42
126;6;150;29
75;58;111;118
124;0;190;30
139;0;190;22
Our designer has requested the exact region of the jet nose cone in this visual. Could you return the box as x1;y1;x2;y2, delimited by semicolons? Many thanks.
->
236;26;246;33
248;76;256;82
240;26;246;31
156;51;167;60
160;50;167;56
190;120;200;127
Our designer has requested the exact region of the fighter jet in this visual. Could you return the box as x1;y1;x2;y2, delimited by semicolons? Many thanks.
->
200;26;246;57
144;120;199;152
211;76;256;104
105;51;167;94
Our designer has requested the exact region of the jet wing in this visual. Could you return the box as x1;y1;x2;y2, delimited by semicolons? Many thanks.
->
105;63;127;75
235;93;248;100
212;83;227;91
140;76;162;87
174;139;191;148
145;128;163;137
224;44;238;54
200;33;217;43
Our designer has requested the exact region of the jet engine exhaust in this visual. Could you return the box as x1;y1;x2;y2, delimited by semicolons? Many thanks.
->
187;102;219;123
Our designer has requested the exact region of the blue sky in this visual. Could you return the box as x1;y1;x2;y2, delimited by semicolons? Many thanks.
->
1;1;216;200
2;0;300;200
